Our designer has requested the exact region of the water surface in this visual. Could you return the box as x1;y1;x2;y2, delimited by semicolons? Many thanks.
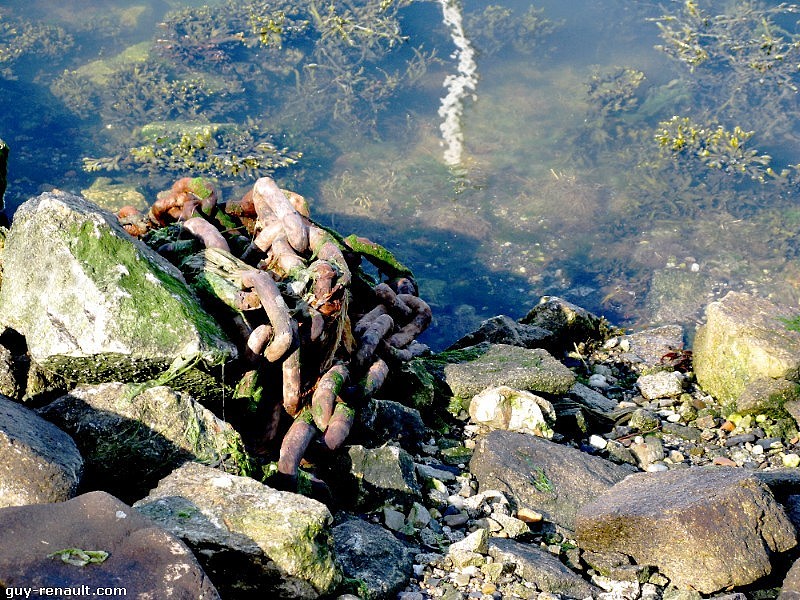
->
2;0;799;349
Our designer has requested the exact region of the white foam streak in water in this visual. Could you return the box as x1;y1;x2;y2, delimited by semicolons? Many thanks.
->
438;0;478;166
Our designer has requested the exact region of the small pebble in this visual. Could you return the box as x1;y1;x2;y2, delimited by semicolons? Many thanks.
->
588;374;609;388
783;453;800;468
712;456;737;467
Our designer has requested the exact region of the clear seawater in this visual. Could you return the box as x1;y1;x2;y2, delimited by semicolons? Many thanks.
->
2;0;799;350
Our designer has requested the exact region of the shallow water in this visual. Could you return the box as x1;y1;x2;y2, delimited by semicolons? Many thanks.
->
2;0;799;349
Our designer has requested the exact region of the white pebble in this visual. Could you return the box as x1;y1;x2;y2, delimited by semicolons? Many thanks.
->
646;462;669;472
589;434;608;450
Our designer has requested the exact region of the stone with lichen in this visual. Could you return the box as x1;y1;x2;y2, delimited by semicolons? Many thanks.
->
134;462;340;599
0;190;236;400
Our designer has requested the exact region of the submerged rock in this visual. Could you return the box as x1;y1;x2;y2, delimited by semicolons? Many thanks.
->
575;467;797;593
332;518;415;600
0;190;235;398
0;490;220;598
0;394;83;507
37;383;245;501
134;462;340;599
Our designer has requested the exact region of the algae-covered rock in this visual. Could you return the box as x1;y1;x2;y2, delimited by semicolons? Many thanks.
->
134;462;340;599
37;383;246;501
0;190;235;396
693;291;800;405
443;344;575;401
326;445;422;510
0;394;83;507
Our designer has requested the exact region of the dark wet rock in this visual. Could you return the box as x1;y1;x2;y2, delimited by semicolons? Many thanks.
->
133;461;340;599
0;341;21;399
469;430;635;530
443;344;575;401
575;467;797;593
324;445;421;510
661;421;703;442
693;291;800;405
567;382;618;419
446;314;552;351
37;383;244;501
488;537;600;598
0;190;235;400
0;490;220;598
333;518;415;600
519;296;611;350
0;394;83;507
358;398;427;452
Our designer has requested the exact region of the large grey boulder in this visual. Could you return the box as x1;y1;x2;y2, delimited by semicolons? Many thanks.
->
469;430;634;531
0;394;83;507
134;461;340;599
443;344;575;401
488;537;600;598
0;490;220;598
575;467;797;594
693;291;800;406
37;383;246;500
332;518;415;600
0;190;235;397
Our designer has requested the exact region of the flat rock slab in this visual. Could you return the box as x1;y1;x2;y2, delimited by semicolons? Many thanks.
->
693;291;800;405
37;383;244;501
0;490;220;598
443;344;575;400
134;462;340;599
469;430;635;531
488;537;600;598
575;467;797;594
0;394;83;507
332;518;415;600
0;190;234;394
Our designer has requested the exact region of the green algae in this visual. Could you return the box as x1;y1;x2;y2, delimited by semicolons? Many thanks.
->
69;220;230;362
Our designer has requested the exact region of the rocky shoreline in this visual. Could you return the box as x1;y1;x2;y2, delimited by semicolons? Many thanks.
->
2;187;800;600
